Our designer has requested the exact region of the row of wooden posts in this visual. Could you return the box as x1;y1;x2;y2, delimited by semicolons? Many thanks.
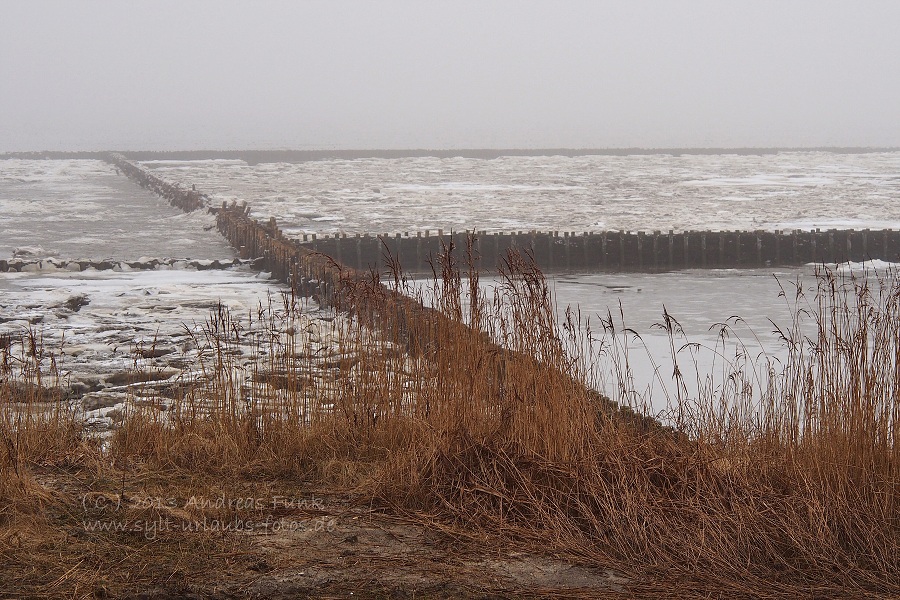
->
106;153;206;212
214;202;343;302
301;227;900;272
101;154;335;296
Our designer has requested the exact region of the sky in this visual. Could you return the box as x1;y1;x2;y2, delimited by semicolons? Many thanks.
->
1;0;899;151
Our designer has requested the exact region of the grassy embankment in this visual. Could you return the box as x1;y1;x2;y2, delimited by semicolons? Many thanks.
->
1;248;897;598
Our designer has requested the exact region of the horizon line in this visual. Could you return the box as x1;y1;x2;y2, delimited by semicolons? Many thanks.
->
2;146;899;161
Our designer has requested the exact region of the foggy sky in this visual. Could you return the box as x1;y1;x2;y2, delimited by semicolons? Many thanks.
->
2;0;899;151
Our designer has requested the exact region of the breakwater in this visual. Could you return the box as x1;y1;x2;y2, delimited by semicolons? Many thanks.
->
106;153;207;212
100;154;339;296
302;228;900;273
214;202;339;299
212;201;657;430
0;257;254;273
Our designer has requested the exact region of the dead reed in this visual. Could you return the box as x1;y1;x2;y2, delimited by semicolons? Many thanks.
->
1;245;897;597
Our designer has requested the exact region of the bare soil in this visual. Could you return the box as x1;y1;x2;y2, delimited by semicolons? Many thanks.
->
1;468;628;599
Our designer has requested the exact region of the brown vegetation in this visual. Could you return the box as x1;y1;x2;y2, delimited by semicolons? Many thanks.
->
1;249;897;598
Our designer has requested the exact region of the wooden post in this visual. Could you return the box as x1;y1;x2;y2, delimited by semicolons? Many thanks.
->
756;231;762;266
701;232;707;268
668;230;674;269
475;232;482;268
774;230;780;265
637;232;644;270
416;231;422;272
547;232;554;271
583;232;590;270
602;232;608;269
376;235;383;273
653;231;659;270
718;232;725;267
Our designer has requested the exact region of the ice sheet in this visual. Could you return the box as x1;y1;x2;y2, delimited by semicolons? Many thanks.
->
0;268;290;383
141;151;900;236
0;159;236;261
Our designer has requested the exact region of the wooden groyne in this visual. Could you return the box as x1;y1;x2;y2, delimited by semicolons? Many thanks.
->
212;202;659;431
106;153;206;212
214;202;341;299
302;228;900;273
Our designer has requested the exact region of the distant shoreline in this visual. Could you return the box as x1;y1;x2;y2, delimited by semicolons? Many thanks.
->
1;147;899;163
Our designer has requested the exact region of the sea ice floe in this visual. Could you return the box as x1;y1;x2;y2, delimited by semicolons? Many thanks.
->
0;159;235;261
140;151;900;235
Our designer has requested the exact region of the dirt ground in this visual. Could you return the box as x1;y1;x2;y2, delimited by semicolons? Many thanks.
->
1;468;628;599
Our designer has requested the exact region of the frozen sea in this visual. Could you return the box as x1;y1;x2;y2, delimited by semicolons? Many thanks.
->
3;152;899;417
0;159;235;260
141;151;900;237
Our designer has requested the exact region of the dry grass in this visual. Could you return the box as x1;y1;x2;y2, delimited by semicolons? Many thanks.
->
1;246;897;597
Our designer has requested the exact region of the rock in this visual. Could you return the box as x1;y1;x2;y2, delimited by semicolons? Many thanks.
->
324;356;360;370
82;391;126;411
104;369;178;387
128;256;160;270
106;407;124;423
69;378;102;397
132;396;171;411
13;246;43;258
137;346;174;359
193;259;216;270
127;259;158;270
63;294;90;312
252;370;316;391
